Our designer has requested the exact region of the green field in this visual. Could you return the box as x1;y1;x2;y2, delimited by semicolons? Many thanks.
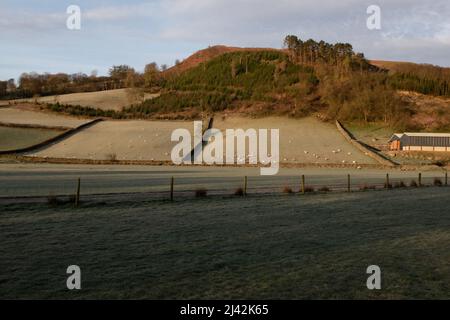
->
346;122;393;148
0;126;62;151
1;186;449;299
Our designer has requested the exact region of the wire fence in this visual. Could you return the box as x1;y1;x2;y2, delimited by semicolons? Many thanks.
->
1;171;448;205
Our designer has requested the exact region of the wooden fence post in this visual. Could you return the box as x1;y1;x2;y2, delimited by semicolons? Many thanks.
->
244;176;248;196
385;173;390;189
170;176;174;201
75;178;80;207
419;173;422;187
347;174;351;192
445;171;448;186
301;175;305;194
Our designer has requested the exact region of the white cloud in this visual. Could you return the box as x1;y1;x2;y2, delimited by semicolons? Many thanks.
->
0;10;63;30
1;0;450;79
84;3;159;21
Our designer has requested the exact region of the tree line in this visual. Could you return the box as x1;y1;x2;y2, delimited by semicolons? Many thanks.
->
385;63;450;97
283;35;372;73
0;62;171;100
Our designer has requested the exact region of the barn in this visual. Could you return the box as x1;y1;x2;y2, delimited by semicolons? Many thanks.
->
389;133;450;152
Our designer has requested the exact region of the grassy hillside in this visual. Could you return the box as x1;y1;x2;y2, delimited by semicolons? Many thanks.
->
0;126;63;151
124;50;319;117
122;38;428;130
42;47;412;129
39;37;450;132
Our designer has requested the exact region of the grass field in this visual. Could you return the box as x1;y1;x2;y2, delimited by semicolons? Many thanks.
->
0;106;88;128
346;122;393;149
0;126;63;151
214;116;377;164
5;89;159;111
0;184;449;299
30;120;197;161
29;116;378;164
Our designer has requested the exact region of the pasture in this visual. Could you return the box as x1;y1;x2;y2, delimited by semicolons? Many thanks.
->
0;126;62;151
213;116;376;164
29;116;378;164
0;167;449;299
0;106;88;128
30;120;197;161
5;89;159;111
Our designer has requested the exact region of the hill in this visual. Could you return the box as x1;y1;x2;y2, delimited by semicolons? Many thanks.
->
164;45;282;75
124;49;321;118
31;36;450;132
121;37;399;124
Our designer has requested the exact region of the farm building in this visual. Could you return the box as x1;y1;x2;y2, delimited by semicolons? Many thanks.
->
389;133;450;152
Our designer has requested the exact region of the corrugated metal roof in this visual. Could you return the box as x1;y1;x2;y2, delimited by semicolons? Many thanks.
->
389;132;450;147
404;132;450;137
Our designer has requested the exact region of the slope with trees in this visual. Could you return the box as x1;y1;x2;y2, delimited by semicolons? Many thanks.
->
6;35;449;132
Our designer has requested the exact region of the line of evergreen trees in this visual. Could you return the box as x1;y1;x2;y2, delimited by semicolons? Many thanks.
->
385;62;450;97
283;35;372;72
123;50;318;116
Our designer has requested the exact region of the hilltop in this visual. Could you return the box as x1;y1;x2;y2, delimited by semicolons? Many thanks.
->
164;45;283;75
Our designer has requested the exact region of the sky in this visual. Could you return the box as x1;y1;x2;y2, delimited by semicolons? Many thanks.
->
1;0;449;81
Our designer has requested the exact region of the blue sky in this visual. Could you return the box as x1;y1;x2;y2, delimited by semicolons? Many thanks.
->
1;0;449;81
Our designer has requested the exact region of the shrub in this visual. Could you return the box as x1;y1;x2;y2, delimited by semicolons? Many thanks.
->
304;186;315;193
393;181;406;188
47;195;60;206
234;187;244;196
434;178;443;186
433;161;446;167
68;195;76;204
47;195;76;206
195;188;207;197
410;180;418;188
318;186;330;192
283;186;293;194
106;153;117;161
359;184;376;191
